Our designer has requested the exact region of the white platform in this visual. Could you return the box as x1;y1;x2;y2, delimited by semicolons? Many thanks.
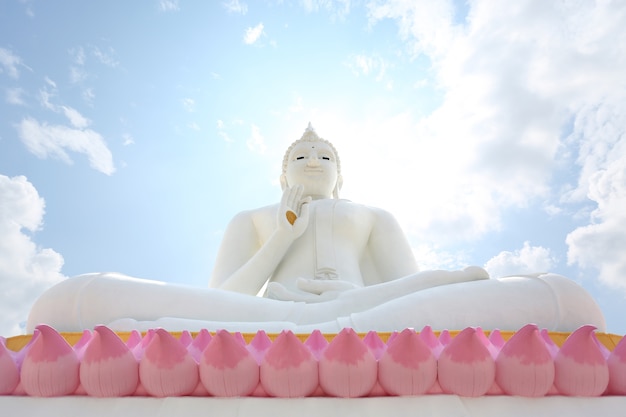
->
3;396;626;417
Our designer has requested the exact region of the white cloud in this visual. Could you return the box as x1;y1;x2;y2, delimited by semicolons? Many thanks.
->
69;46;86;66
16;117;115;175
346;53;388;81
69;66;87;83
61;105;91;129
44;76;57;89
0;175;66;336
302;0;351;19
6;87;27;105
217;119;233;142
21;0;35;17
218;131;232;142
91;46;119;68
158;0;179;12
122;133;135;146
357;0;626;248
247;124;267;154
0;47;23;78
244;23;264;45
38;77;58;110
30;78;113;174
484;242;556;278
82;87;95;105
412;243;470;271
223;0;247;14
181;98;195;112
565;97;626;290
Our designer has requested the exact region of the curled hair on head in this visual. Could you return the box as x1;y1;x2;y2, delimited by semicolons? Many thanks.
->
281;123;343;199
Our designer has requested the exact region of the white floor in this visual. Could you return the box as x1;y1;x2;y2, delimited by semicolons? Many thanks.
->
3;395;626;417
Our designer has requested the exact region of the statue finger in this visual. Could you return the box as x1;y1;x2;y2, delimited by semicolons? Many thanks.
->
267;282;314;302
291;185;304;210
297;278;324;294
297;200;310;221
266;282;290;300
297;278;354;294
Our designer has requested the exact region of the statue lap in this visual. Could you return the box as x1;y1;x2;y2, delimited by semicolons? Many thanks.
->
27;271;606;333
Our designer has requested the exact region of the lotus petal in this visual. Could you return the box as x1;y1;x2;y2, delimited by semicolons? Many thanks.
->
438;327;495;397
249;330;273;364
200;330;259;396
0;339;19;395
304;329;328;360
496;324;554;397
319;328;377;397
139;329;198;397
188;329;212;363
608;335;626;394
363;331;386;360
554;325;609;396
420;326;444;359
379;328;437;396
20;325;80;397
261;330;318;397
79;325;139;397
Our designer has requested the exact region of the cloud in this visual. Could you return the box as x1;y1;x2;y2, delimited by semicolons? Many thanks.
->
181;98;196;112
27;77;114;174
223;0;247;14
122;133;135;146
0;47;24;79
69;46;86;66
91;46;119;68
345;53;388;81
0;175;66;336
61;105;91;129
244;23;264;45
302;0;351;19
69;66;87;83
6;87;27;105
412;243;470;271
247;124;267;154
217;119;233;142
16;117;115;175
82;87;95;105
38;77;58;110
484;242;556;278
158;0;179;12
565;95;626;290
358;0;626;247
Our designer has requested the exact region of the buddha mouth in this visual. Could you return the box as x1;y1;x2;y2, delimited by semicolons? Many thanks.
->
304;168;323;173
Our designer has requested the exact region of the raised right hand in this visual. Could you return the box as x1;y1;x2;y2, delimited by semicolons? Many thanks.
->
277;185;310;239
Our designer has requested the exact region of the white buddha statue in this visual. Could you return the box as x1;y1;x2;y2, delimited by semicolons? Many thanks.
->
27;125;606;334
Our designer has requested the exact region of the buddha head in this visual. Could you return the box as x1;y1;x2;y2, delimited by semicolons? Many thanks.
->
281;124;343;199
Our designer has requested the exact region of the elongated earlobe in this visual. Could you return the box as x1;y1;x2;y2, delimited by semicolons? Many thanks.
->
280;174;288;191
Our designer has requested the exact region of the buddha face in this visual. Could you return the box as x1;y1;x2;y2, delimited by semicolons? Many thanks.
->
284;140;339;199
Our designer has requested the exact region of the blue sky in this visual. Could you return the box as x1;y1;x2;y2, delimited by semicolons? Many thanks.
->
1;0;625;336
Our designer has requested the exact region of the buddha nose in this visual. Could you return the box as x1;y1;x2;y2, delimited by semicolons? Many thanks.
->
307;154;321;167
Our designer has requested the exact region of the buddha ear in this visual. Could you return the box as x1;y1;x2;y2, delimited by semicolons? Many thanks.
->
333;175;343;199
280;174;288;191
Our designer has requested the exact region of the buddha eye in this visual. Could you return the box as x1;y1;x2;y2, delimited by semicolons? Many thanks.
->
296;156;305;160
321;156;330;160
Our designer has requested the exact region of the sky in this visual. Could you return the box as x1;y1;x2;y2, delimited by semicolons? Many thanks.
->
1;0;625;337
